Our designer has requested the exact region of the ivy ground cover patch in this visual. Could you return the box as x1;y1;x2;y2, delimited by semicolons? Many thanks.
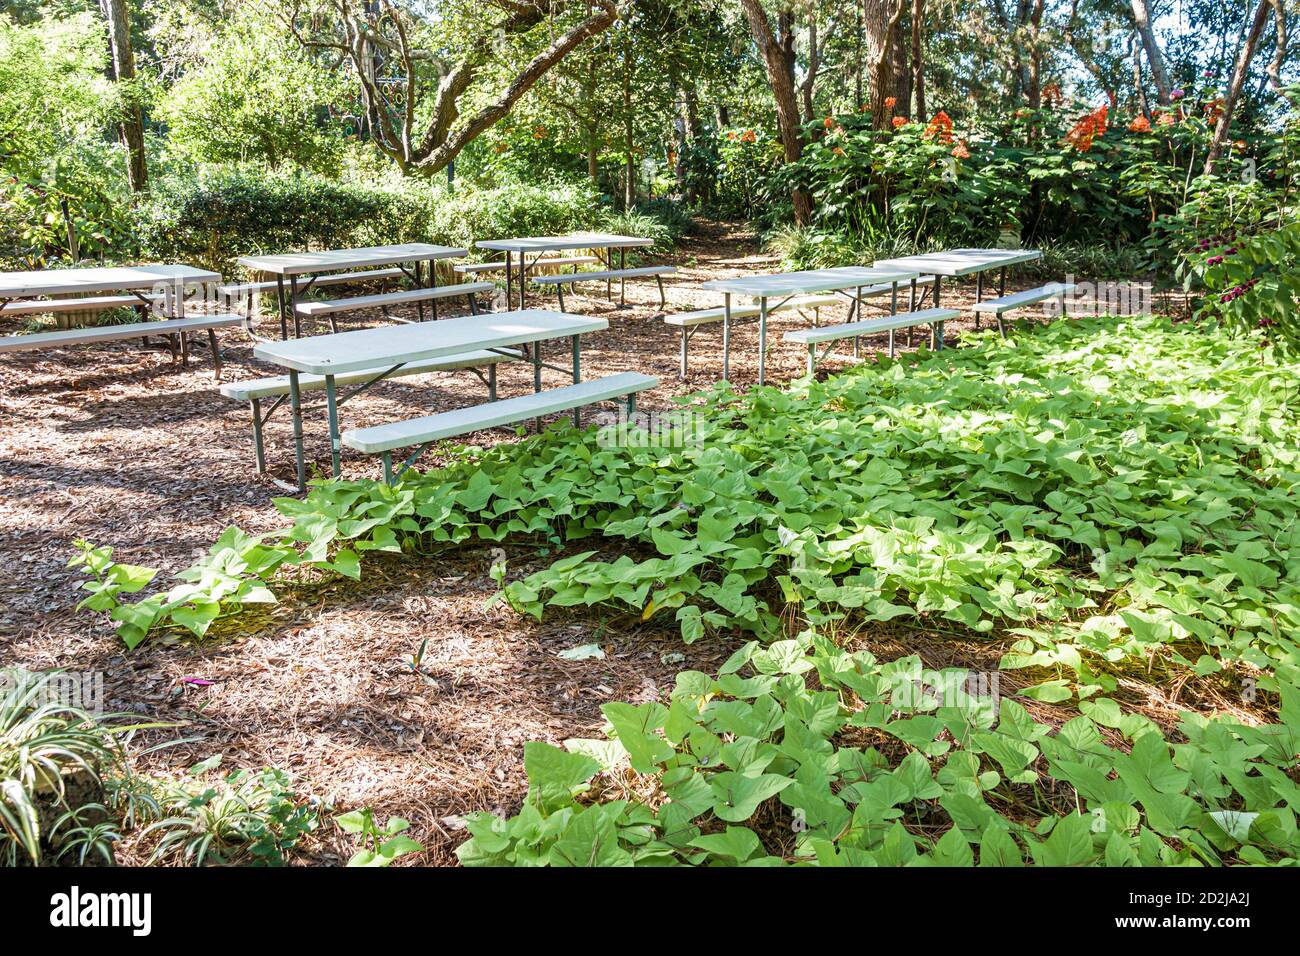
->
76;314;1300;699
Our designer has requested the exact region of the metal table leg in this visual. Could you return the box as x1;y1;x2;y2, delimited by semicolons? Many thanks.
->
289;369;306;491
619;247;626;306
758;296;769;387
289;275;302;338
275;275;288;340
571;334;582;427
428;258;438;322
325;373;341;478
932;276;943;350
504;252;513;311
722;293;732;383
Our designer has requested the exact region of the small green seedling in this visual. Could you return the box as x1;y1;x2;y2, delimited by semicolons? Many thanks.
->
336;807;423;867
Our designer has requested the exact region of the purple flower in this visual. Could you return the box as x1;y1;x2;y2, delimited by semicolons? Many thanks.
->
1171;89;1185;100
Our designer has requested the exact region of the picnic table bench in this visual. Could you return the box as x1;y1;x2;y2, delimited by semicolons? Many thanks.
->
249;308;614;490
971;282;1075;335
345;371;658;484
873;248;1043;329
698;266;921;384
477;233;658;309
293;282;493;327
785;307;959;373
532;265;675;311
236;243;469;339
0;264;237;378
454;255;597;277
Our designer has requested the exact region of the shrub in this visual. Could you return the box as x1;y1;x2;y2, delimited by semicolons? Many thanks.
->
131;172;624;275
132;172;432;273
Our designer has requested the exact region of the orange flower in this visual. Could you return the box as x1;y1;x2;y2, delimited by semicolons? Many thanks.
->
884;96;897;110
891;116;909;129
1156;112;1176;127
1042;83;1062;107
1203;97;1225;124
832;146;846;156
740;129;757;143
1063;104;1107;152
951;140;970;159
1128;114;1151;132
824;115;834;129
923;110;953;143
532;124;547;139
725;130;738;140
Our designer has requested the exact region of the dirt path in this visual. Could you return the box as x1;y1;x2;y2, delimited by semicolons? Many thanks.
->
0;221;1073;864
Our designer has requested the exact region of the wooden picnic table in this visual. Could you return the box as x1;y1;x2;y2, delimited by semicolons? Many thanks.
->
237;243;467;339
700;266;920;385
476;233;655;310
872;248;1042;308
252;308;608;490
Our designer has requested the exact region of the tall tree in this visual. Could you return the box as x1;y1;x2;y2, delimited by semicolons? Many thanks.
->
739;0;813;223
910;0;926;120
99;0;148;192
863;0;907;126
281;0;619;175
1205;0;1273;175
1129;0;1172;104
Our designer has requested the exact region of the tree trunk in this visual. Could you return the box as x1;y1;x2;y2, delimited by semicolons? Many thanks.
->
1130;0;1173;104
891;11;911;112
800;20;819;128
1026;0;1044;108
1132;33;1151;118
911;0;926;121
1205;0;1273;175
863;0;907;128
623;36;635;209
740;0;813;224
99;0;147;193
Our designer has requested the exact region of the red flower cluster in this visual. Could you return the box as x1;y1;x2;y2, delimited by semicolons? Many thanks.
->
884;97;897;110
891;116;909;129
1128;115;1151;133
923;111;953;143
951;139;970;159
1063;104;1108;152
1042;83;1062;107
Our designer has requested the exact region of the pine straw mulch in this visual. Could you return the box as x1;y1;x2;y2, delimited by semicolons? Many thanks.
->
0;221;1243;865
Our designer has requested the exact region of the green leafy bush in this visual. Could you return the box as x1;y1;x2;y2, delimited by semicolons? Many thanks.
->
132;172;427;273
1190;222;1300;354
130;172;631;274
457;637;1300;867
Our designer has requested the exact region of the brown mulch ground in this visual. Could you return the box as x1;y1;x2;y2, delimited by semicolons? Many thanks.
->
0;221;1221;865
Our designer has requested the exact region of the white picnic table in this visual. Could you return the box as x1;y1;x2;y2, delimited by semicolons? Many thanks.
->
237;243;467;339
252;308;608;490
477;233;655;309
872;248;1042;307
0;264;220;315
700;266;920;385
